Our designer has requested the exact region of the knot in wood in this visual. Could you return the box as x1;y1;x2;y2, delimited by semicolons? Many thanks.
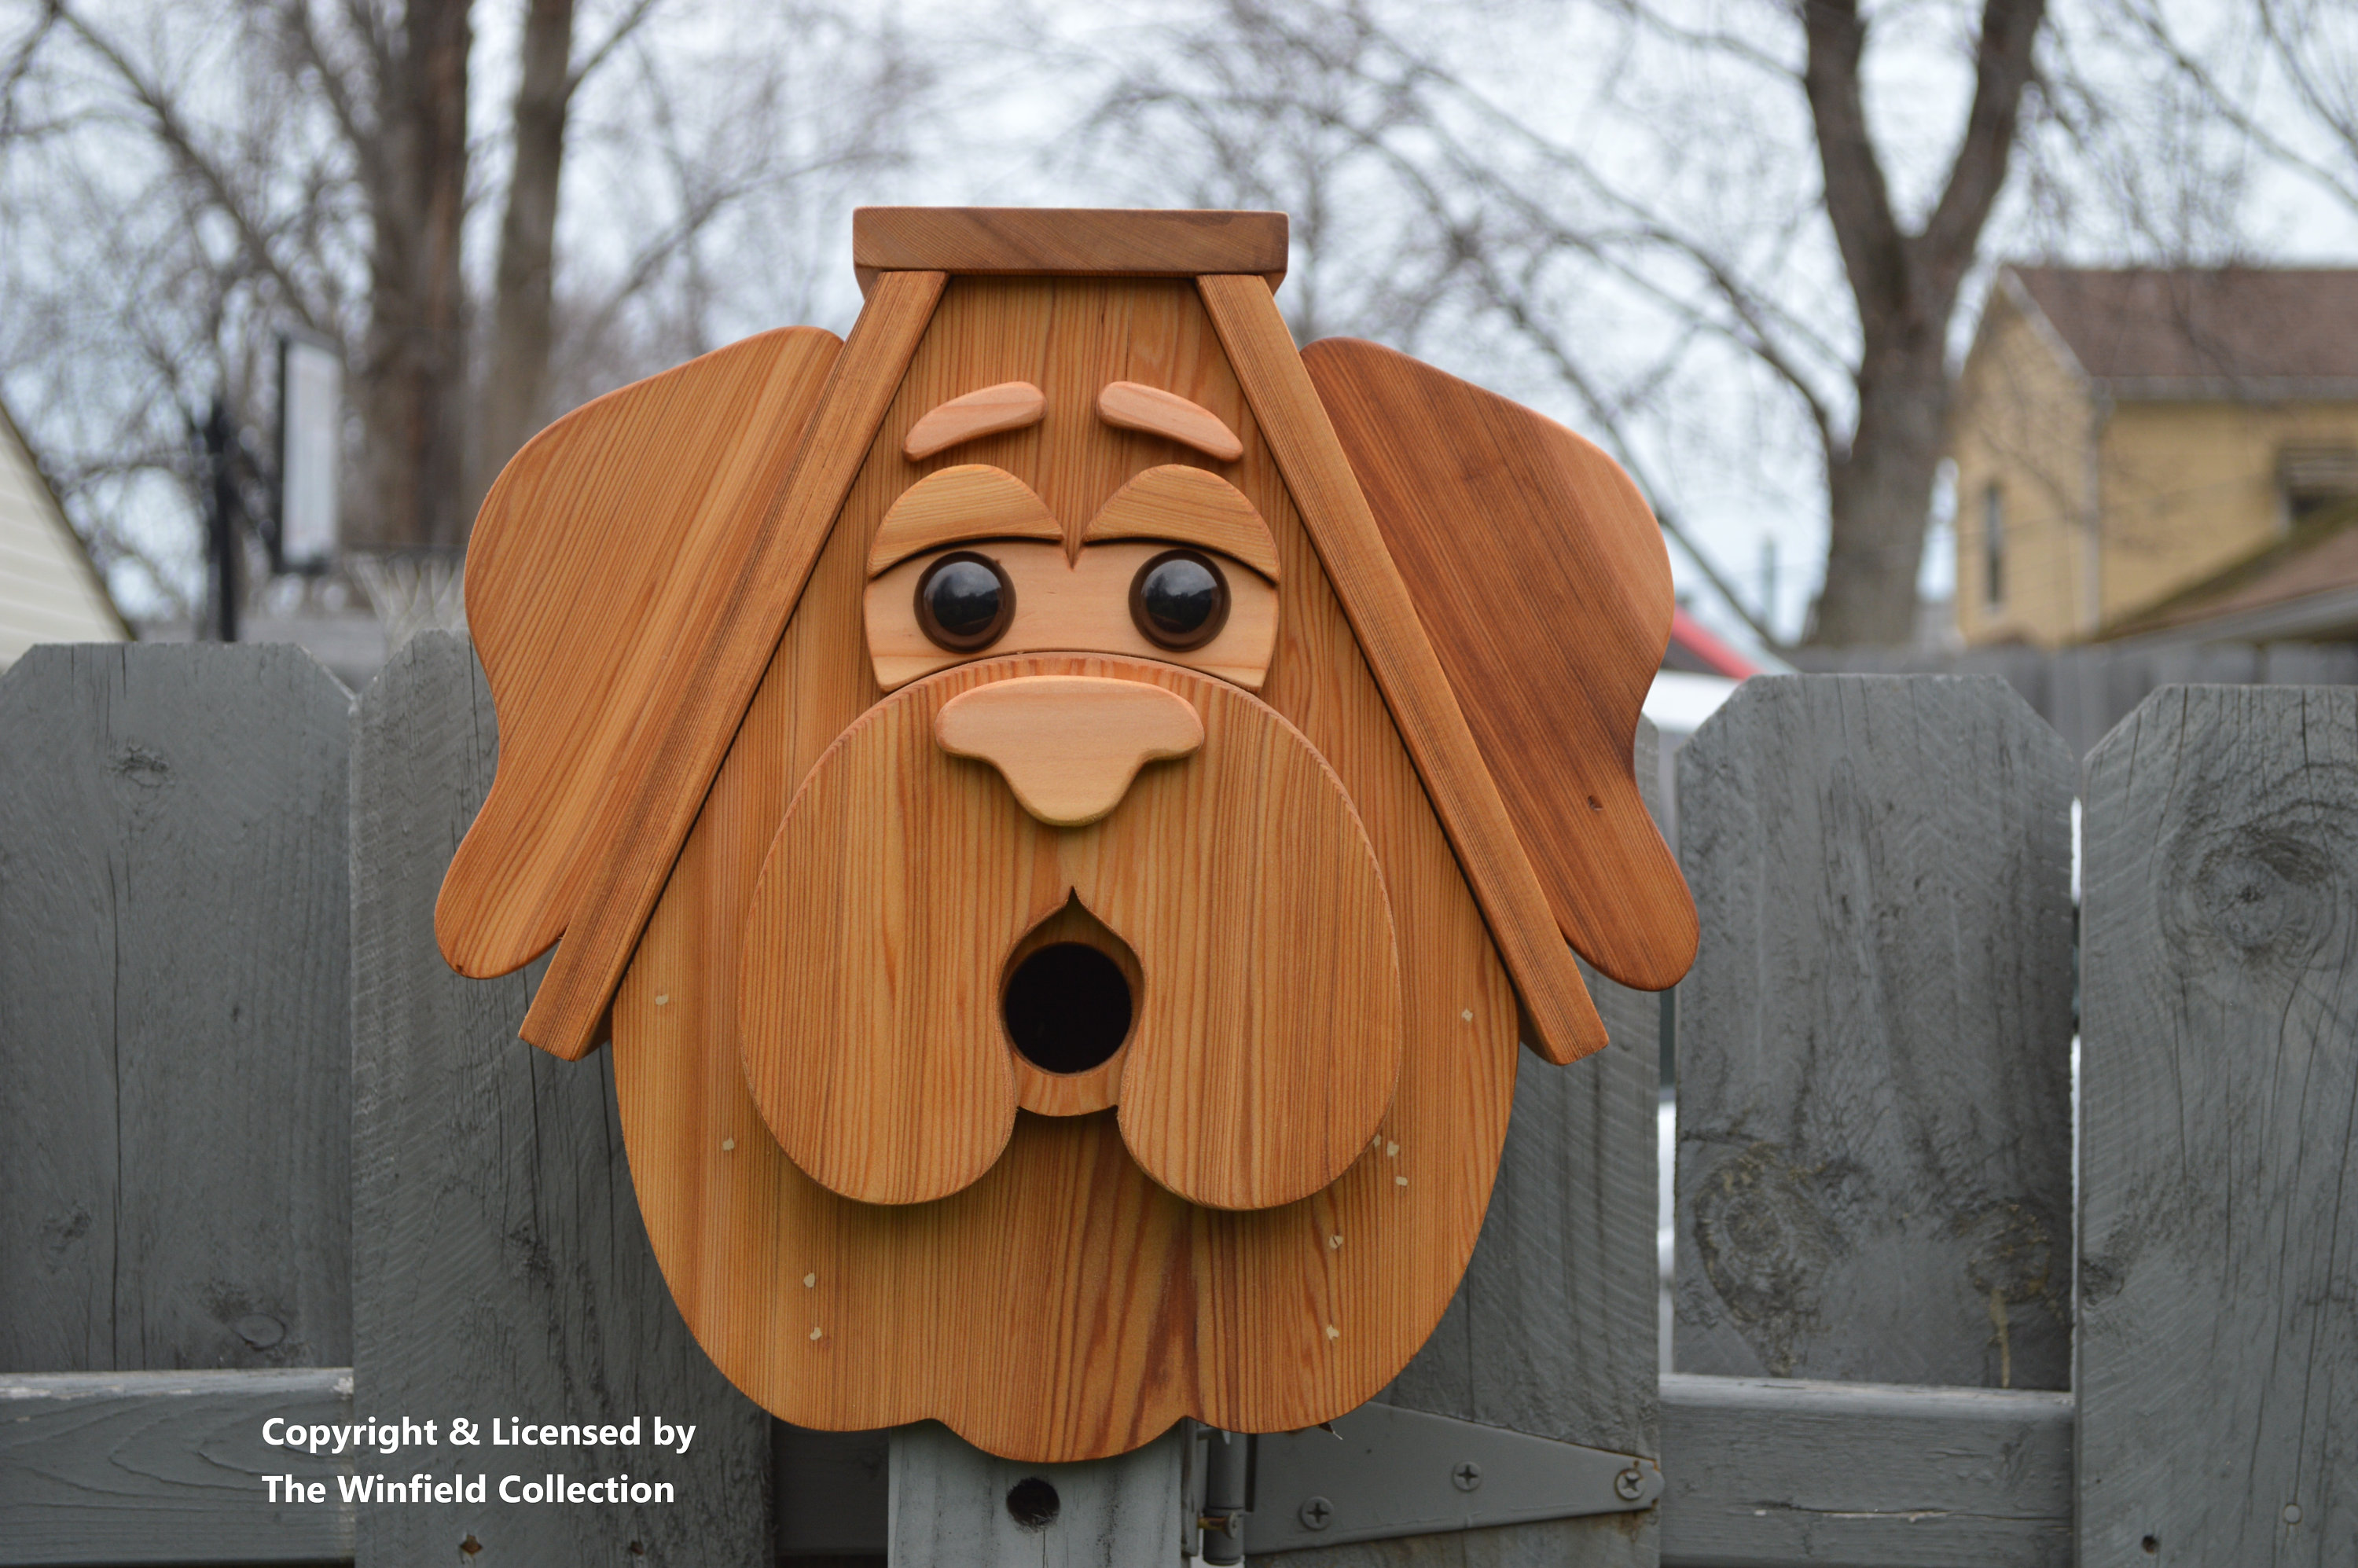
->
1690;1142;1838;1376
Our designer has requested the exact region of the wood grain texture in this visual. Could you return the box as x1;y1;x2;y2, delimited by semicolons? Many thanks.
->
1302;337;1695;992
866;538;1279;692
902;379;1045;460
438;325;842;980
887;1422;1185;1565
515;269;945;1059
1673;676;2075;1388
865;461;1061;575
2077;685;2358;1566
0;1368;357;1564
1199;274;1611;1069
934;672;1206;825
0;644;351;1376
1097;378;1245;461
353;633;769;1566
615;274;1522;1463
1658;1375;2073;1568
1265;722;1667;1568
740;653;1399;1211
1081;461;1281;577
854;206;1287;292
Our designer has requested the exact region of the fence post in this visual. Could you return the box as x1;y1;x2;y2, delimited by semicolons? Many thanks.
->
2078;685;2358;1562
888;1424;1186;1563
0;644;351;1375
350;632;769;1564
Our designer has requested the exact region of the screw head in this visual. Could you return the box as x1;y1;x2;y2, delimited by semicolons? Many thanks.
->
1452;1460;1482;1492
1298;1495;1334;1529
1614;1465;1646;1501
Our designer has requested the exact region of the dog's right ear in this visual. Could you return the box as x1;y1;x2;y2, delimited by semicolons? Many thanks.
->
435;326;843;988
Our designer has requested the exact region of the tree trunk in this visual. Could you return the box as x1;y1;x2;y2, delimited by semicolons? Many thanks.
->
357;0;472;553
476;0;576;512
1815;351;1952;647
1800;0;2047;647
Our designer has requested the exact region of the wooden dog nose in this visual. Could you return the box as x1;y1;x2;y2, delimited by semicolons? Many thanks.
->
935;676;1203;826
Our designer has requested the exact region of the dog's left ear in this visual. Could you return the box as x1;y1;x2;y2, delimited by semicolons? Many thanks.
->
1302;340;1698;994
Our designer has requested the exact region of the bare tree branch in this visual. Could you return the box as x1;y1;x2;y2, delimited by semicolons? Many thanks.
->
50;2;329;335
569;0;661;93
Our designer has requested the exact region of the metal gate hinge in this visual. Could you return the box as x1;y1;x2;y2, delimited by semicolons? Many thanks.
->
1225;1403;1662;1554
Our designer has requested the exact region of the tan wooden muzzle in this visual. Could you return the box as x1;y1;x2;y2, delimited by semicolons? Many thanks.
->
737;653;1404;1213
934;675;1206;826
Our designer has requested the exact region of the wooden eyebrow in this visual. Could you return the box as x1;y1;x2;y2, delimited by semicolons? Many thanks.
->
1096;382;1244;462
1082;465;1280;578
867;465;1060;576
903;381;1046;461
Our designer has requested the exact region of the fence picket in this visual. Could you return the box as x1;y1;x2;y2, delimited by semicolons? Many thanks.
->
350;632;769;1565
0;644;351;1375
10;640;2358;1567
2077;685;2358;1563
1673;675;2076;1388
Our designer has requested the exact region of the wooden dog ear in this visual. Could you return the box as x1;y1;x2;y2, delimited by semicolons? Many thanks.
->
1300;339;1698;992
435;326;842;986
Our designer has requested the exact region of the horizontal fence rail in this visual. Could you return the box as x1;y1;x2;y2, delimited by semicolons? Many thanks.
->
3;645;2354;1566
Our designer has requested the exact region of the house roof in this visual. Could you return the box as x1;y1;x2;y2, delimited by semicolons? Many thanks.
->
0;395;131;665
2103;499;2358;642
2008;266;2358;398
1664;606;1761;679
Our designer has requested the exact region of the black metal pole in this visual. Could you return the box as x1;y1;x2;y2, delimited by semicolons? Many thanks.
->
204;398;239;643
1199;1428;1254;1564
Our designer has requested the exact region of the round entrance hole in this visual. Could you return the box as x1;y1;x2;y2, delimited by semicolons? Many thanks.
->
1002;942;1133;1074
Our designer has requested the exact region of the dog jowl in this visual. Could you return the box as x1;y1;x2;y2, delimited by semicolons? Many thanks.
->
435;212;1695;1463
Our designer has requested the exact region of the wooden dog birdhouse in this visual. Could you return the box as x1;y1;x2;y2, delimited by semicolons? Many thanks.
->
434;208;1698;1464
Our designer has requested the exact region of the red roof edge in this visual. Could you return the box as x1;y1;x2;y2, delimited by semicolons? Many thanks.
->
1669;606;1761;679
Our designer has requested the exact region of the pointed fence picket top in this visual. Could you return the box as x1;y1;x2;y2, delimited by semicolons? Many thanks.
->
2078;685;2358;1563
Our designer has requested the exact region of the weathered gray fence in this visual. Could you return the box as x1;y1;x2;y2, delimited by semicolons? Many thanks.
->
4;645;2355;1566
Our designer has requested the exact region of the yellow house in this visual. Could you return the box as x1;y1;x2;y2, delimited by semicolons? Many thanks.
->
0;398;130;667
1950;266;2358;646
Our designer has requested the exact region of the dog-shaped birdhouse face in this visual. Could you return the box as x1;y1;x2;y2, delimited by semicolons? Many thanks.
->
436;209;1696;1463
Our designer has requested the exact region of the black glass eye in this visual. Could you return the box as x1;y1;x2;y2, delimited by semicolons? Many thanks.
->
915;551;1015;652
1129;549;1230;652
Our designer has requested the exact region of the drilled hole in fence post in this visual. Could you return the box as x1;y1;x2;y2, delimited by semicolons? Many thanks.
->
1006;1475;1060;1529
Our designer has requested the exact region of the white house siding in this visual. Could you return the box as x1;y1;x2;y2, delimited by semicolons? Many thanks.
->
0;405;127;668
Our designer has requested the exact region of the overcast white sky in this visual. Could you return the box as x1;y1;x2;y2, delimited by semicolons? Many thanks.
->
13;0;2358;641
